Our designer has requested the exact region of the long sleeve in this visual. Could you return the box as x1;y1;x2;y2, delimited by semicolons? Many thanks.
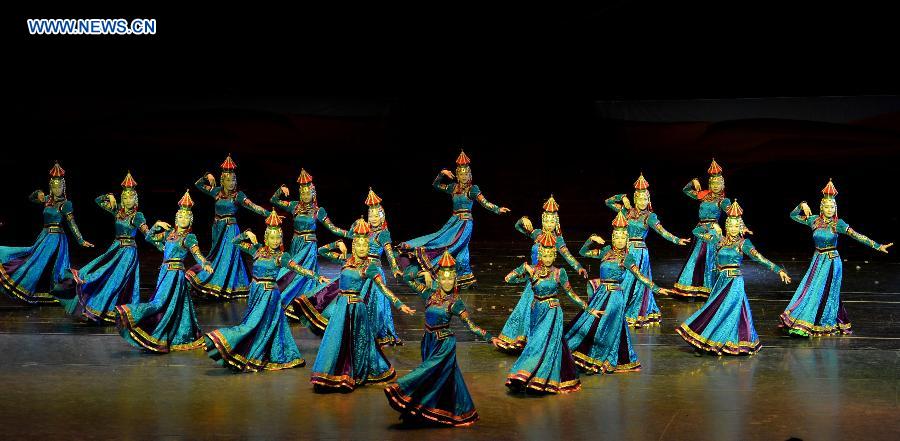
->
236;191;268;217
28;190;45;204
95;194;117;215
556;235;584;272
185;234;209;266
194;176;217;198
605;194;626;212
144;224;166;252
579;239;609;259
316;207;349;238
451;299;492;341
838;219;882;250
232;231;261;256
367;263;406;309
402;273;433;300
692;223;720;243
60;201;86;244
433;173;454;194
504;263;531;284
741;239;782;274
648;213;682;244
683;181;700;200
270;187;293;211
514;217;534;237
383;243;401;275
134;212;150;236
625;254;661;294
789;204;813;226
470;185;502;215
558;269;590;311
280;254;319;280
317;241;347;264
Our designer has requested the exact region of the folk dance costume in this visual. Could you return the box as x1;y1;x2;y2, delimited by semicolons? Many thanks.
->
116;191;209;352
604;174;688;327
1;162;93;305
310;219;415;392
676;201;792;355
204;210;324;372
267;170;345;324
385;251;494;427
189;154;268;300
497;195;586;353
398;150;509;289
504;232;599;394
779;180;891;336
672;159;733;299
60;173;148;323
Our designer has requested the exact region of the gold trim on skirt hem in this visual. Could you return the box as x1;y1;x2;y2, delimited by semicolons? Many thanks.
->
676;324;761;355
384;383;479;427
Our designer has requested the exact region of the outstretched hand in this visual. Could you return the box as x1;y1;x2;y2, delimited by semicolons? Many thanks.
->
779;270;792;284
441;169;455;180
318;276;331;284
81;240;95;248
578;268;589;279
499;207;511;214
400;305;416;315
879;243;893;253
590;234;605;245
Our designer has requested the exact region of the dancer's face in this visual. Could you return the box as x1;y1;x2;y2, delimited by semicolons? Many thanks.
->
634;190;650;210
456;166;472;184
49;178;64;198
221;172;236;192
538;246;557;267
709;176;725;193
438;268;456;292
352;235;369;259
612;229;628;250
265;228;283;249
367;206;384;227
541;212;558;232
820;199;836;218
725;217;742;238
121;190;137;210
299;184;313;203
175;209;193;229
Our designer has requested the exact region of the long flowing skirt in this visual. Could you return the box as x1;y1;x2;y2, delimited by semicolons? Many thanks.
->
0;230;68;305
401;216;475;288
278;237;320;306
622;246;661;327
286;278;341;335
384;334;478;427
672;233;715;299
363;265;402;347
204;282;304;372
496;282;533;353
564;280;640;373
116;267;204;352
505;298;581;394
73;242;140;323
779;251;850;336
189;220;250;300
676;274;761;355
310;295;395;392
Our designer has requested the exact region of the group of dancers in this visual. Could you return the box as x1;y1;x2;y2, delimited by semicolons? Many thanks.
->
0;152;892;427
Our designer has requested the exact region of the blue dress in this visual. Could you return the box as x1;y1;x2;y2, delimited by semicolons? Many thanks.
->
605;195;682;326
72;197;147;323
564;241;660;373
399;174;503;289
779;206;882;336
676;226;783;355
117;226;205;352
673;184;731;299
310;242;407;392
385;274;492;427
497;219;584;353
505;264;588;394
1;194;86;305
189;180;267;300
205;233;316;372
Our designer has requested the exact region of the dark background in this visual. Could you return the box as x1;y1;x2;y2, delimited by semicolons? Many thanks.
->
5;3;899;263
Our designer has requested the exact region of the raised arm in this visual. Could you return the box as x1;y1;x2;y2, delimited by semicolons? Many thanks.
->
838;219;884;251
579;238;609;259
143;223;167;252
648;213;684;245
236;191;268;217
605;194;626;212
451;298;493;342
433;172;454;194
232;230;262;256
789;203;813;226
317;241;348;264
683;181;700;200
316;207;349;238
95;193;117;215
470;185;503;215
28;190;46;204
514;216;535;237
504;262;532;284
401;269;435;300
194;175;218;198
270;186;294;211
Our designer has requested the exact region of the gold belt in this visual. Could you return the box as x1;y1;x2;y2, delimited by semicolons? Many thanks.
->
215;215;237;225
532;295;560;308
816;247;839;259
425;323;454;340
164;259;184;270
341;290;363;303
252;277;277;289
116;236;136;246
293;231;317;241
628;239;646;249
45;224;64;233
453;210;472;220
717;266;742;277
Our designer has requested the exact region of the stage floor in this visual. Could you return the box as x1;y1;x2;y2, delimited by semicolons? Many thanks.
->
1;243;898;440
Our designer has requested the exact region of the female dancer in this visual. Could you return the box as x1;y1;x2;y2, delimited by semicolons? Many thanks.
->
671;159;734;299
189;154;268;300
497;195;587;353
117;190;212;352
384;251;498;427
398;150;509;289
604;173;689;326
504;232;600;394
68;172;149;323
779;179;891;336
310;218;415;392
1;162;93;305
564;212;674;373
204;209;329;372
676;200;791;355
